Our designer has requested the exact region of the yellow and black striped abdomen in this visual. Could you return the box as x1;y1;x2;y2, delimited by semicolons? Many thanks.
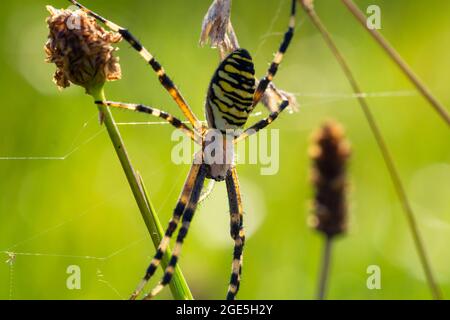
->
205;49;256;132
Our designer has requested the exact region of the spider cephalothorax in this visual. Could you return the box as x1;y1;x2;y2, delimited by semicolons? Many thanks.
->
69;0;296;300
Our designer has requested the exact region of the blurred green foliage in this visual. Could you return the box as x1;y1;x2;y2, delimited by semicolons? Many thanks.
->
0;0;449;300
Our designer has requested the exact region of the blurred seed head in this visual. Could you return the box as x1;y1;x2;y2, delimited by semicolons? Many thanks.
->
44;6;122;94
309;120;351;238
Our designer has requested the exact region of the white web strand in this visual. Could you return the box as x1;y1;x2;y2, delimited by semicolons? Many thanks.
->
1;237;147;299
254;0;286;58
295;90;417;110
0;129;104;161
293;90;417;99
114;91;416;127
0;90;416;160
0;86;418;299
97;269;126;300
66;113;98;152
254;0;304;58
4;194;111;251
6;252;15;300
1;237;147;262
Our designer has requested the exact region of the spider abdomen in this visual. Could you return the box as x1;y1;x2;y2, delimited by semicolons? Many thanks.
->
205;49;256;132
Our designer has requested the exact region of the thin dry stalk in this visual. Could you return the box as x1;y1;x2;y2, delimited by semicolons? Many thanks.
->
300;0;442;300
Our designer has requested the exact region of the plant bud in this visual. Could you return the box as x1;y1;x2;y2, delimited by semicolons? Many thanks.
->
45;6;122;94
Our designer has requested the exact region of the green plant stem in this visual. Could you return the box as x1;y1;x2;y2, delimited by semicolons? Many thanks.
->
91;87;193;300
316;236;333;300
300;1;442;300
341;0;450;126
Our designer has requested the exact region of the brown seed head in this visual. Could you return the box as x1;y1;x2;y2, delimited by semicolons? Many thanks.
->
309;120;351;238
44;6;122;94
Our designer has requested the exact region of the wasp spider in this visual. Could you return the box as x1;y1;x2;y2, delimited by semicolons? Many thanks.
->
69;0;296;300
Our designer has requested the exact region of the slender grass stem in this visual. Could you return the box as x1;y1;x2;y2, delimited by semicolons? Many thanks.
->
300;1;442;300
317;236;333;300
340;0;450;126
91;87;193;300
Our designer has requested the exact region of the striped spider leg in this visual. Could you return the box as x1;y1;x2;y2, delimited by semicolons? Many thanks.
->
225;167;245;300
132;159;207;300
252;0;296;106
142;160;245;301
235;0;296;143
68;0;201;129
143;158;208;299
94;101;199;143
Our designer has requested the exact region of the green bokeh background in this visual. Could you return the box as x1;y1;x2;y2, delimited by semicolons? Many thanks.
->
0;0;449;300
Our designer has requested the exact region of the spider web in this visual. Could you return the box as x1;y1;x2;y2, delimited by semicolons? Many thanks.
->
0;141;182;299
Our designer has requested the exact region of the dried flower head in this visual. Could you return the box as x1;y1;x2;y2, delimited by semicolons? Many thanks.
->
309;120;351;238
44;5;122;94
200;0;239;59
200;0;299;113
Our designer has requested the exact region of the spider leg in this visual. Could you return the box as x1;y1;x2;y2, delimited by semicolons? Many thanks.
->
143;163;207;300
69;0;201;129
253;0;296;106
95;100;198;143
234;99;290;143
130;162;203;300
225;167;245;300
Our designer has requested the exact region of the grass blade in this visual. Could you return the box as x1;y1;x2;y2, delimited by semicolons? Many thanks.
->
92;88;193;300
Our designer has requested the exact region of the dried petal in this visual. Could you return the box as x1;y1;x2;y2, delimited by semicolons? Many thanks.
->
44;5;122;94
261;84;299;113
